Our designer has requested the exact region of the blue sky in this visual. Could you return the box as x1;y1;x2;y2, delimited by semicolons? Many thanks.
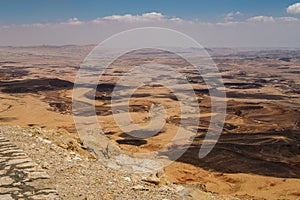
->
0;0;299;24
0;1;300;47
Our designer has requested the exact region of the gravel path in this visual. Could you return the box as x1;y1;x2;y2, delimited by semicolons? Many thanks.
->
0;131;59;199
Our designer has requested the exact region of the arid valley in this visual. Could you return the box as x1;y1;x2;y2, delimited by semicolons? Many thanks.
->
0;45;299;200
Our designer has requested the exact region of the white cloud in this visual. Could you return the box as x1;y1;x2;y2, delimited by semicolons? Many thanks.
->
287;3;300;14
90;12;183;24
100;12;181;22
247;16;299;23
66;17;83;25
247;16;275;22
277;17;298;22
224;11;241;22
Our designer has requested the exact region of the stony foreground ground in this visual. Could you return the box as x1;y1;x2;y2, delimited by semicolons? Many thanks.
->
0;126;239;200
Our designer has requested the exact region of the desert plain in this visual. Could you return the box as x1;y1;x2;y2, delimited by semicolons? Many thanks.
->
0;45;299;199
